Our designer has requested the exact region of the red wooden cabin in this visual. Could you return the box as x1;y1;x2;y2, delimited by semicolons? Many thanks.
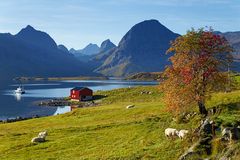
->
70;87;93;101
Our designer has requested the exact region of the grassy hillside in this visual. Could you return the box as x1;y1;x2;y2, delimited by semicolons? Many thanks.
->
0;86;240;159
125;72;162;81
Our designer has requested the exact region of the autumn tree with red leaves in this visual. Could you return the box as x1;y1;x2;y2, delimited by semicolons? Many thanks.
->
160;29;233;115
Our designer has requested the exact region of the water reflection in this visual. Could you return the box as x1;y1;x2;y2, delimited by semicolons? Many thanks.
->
14;93;22;101
54;106;71;115
53;106;78;115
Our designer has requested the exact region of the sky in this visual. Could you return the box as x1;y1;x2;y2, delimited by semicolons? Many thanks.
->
0;0;239;49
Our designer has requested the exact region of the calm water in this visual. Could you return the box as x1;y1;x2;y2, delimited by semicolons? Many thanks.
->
0;79;158;120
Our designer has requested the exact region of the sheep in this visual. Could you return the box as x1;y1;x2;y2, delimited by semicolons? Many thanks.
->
31;131;48;143
178;130;189;140
31;137;45;143
38;131;48;138
126;105;135;109
165;128;179;138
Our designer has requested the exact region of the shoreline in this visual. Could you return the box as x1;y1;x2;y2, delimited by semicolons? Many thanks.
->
35;98;97;108
14;76;109;81
0;115;42;123
1;97;100;123
125;72;162;81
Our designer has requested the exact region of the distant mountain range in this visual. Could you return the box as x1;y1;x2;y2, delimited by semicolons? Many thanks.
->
69;40;116;62
0;20;239;79
70;43;100;56
0;25;94;79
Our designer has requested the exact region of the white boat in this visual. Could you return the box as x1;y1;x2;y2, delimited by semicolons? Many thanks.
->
14;86;25;94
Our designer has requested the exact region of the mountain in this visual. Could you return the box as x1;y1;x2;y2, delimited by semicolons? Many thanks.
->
69;48;79;54
0;25;94;79
70;43;100;62
94;19;180;76
58;44;69;53
215;31;240;71
90;39;116;66
99;39;116;53
15;25;57;50
216;31;240;54
70;43;100;56
80;43;100;55
72;40;116;63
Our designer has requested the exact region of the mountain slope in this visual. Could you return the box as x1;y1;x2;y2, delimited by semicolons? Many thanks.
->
0;26;94;79
217;31;240;54
90;39;116;67
15;25;57;50
94;20;180;76
216;31;240;71
99;39;116;53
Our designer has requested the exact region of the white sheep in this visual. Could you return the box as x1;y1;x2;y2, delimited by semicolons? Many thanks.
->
126;105;135;109
31;131;48;143
38;131;48;138
165;128;179;138
178;130;189;139
31;137;45;143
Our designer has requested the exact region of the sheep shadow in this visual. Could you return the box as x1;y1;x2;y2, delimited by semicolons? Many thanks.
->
92;95;107;100
29;139;50;146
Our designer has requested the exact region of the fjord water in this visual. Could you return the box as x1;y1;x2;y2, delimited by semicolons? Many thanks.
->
0;79;158;120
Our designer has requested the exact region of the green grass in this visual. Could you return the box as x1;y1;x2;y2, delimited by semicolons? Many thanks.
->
234;75;240;88
0;86;239;159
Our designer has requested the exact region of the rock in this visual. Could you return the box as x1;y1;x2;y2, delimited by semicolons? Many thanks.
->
178;141;200;160
222;127;240;142
199;119;213;136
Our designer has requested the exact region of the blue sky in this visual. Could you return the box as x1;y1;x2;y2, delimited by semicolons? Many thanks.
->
0;0;239;49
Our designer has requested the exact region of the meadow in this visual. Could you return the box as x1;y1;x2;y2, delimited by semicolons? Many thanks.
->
0;85;239;159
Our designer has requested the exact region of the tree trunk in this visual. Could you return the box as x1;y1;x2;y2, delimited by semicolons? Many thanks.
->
198;101;208;115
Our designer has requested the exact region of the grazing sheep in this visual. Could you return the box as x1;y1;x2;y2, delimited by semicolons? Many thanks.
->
38;131;48;138
31;137;45;143
178;130;189;139
165;128;179;138
31;131;48;143
126;105;135;109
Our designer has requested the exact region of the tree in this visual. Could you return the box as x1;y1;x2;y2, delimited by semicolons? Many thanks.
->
160;28;233;115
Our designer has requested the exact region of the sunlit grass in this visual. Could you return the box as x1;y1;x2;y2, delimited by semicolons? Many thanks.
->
0;85;239;159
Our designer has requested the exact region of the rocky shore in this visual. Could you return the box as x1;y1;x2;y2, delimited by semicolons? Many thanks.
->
36;98;97;108
0;115;40;123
